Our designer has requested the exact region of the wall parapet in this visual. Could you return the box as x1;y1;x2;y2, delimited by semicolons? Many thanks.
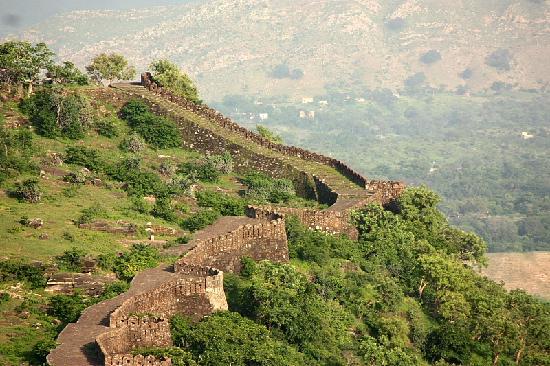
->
175;217;288;273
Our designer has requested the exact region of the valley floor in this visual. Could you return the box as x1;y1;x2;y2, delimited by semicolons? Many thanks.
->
482;251;550;300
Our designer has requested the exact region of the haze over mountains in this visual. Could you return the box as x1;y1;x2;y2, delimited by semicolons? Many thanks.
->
14;0;550;100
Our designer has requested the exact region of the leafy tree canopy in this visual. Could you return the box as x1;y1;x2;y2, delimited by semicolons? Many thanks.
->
150;59;200;103
86;53;136;84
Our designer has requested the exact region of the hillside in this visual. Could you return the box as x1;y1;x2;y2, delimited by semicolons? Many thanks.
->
0;72;549;365
11;0;550;252
18;0;550;98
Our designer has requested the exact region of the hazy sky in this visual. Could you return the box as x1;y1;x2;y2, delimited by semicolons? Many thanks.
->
0;0;200;36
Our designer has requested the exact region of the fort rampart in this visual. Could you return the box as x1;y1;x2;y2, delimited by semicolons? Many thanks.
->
175;216;287;273
48;79;406;366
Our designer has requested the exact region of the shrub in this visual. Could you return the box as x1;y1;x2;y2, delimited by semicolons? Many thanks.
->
150;59;201;103
119;133;146;153
107;158;169;197
56;247;86;272
257;125;282;144
179;161;221;183
180;210;220;232
0;292;10;304
420;50;441;64
99;281;130;300
30;338;58;365
49;293;87;324
112;244;160;281
0;126;36;183
95;117;119;138
20;89;93;139
120;100;182;149
242;172;295;203
120;99;150;124
14;178;42;203
63;171;87;184
77;204;106;225
65;146;103;171
196;190;246;216
178;154;232;183
159;161;177;176
0;261;46;288
151;197;178;222
486;49;512;71
130;197;153;214
47;61;89;85
206;152;233;174
133;115;181;149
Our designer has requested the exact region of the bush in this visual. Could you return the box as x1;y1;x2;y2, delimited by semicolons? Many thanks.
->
179;161;221;183
151;197;178;222
120;100;182;149
242;172;295;203
0;126;36;183
98;281;130;300
107;158;169;197
119;133;146;153
0;292;10;304
56;247;86;272
206;152;233;174
30;338;58;365
112;244;160;281
150;59;201;103
196;190;246;216
47;61;89;85
63;171;87;184
14;178;42;203
0;261;46;288
49;293;87;324
95;117;119;138
65;146;103;171
21;89;93;139
257;125;282;144
420;50;441;64
130;197;153;214
77;204;106;225
486;49;512;71
180;210;220;232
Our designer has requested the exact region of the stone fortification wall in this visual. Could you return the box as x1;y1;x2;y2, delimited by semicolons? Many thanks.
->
246;205;357;238
110;272;226;327
97;316;171;355
132;91;317;200
141;73;367;188
175;217;288;273
366;181;407;205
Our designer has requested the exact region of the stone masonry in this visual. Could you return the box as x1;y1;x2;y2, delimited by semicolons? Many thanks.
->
47;77;405;366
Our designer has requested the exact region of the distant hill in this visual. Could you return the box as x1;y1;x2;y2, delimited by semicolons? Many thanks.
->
17;0;550;100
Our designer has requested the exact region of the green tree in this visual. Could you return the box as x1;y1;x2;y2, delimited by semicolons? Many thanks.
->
171;312;308;366
0;41;54;95
47;61;88;85
86;53;136;85
150;59;200;103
